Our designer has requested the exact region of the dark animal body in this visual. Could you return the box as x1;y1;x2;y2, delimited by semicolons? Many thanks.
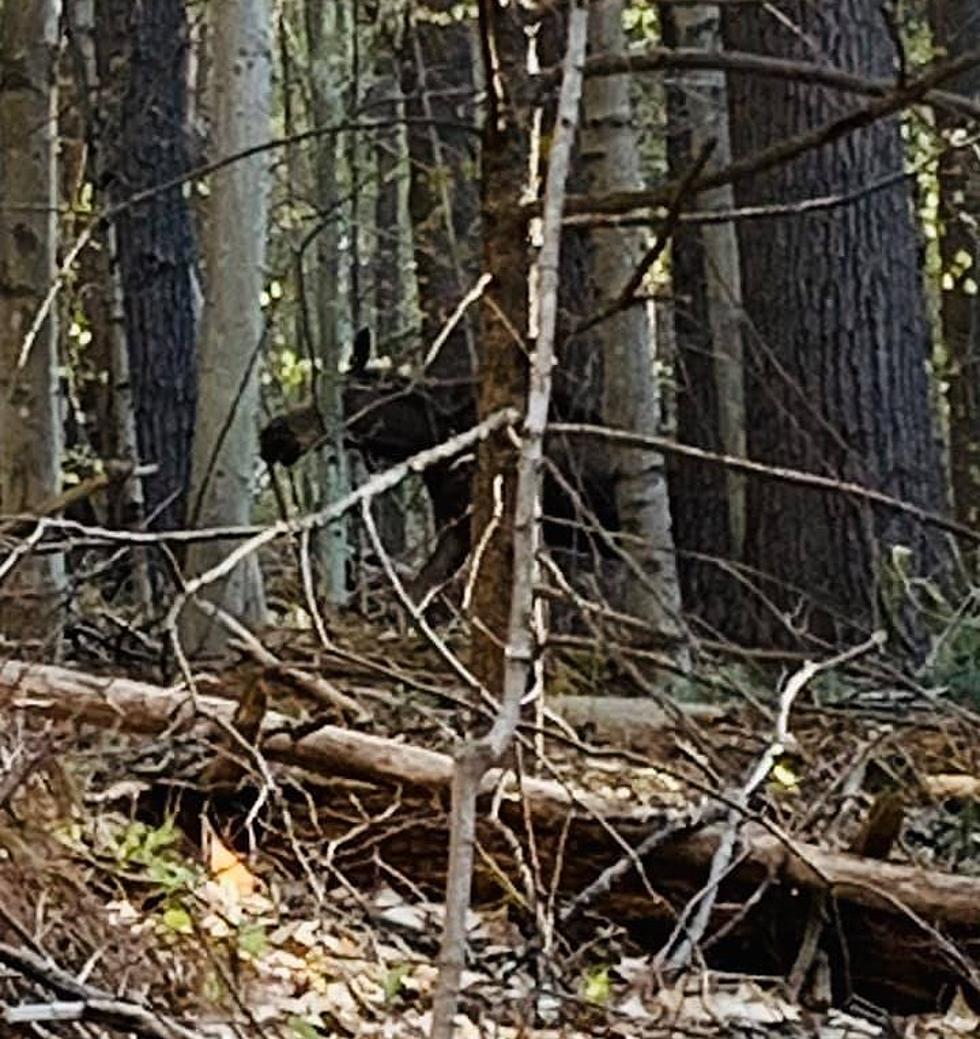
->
260;330;619;601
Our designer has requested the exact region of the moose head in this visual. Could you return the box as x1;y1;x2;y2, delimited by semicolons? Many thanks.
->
260;328;620;604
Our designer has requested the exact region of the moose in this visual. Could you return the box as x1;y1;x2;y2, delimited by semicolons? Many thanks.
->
259;329;620;603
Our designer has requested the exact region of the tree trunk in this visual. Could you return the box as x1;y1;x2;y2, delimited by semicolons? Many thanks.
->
368;51;413;557
0;0;66;643
183;0;271;652
304;0;351;607
470;1;530;693
69;0;153;607
581;0;688;661
661;3;747;640
930;0;980;531
724;0;948;650
93;0;198;532
400;1;481;400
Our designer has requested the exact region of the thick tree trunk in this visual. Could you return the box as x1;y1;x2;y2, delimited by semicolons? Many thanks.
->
93;0;198;532
930;0;980;531
581;0;688;660
0;0;66;642
724;1;948;650
70;0;153;606
183;0;270;651
661;3;747;639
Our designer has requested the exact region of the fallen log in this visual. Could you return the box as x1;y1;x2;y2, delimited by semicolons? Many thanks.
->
0;660;638;824
2;659;979;932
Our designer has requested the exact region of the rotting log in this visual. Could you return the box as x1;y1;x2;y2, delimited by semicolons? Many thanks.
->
1;661;979;923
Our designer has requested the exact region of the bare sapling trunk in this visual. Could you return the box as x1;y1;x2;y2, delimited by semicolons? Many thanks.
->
430;5;589;1035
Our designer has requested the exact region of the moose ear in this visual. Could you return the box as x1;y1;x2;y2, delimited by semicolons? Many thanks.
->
351;327;371;375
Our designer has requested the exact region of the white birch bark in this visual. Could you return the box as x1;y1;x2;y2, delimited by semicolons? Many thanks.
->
183;0;271;651
0;0;66;643
581;0;687;658
667;2;747;554
305;0;350;607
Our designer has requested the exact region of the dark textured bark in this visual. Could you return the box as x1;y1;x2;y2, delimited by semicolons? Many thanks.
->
723;0;948;649
400;1;480;397
930;0;980;530
94;0;197;530
470;3;530;693
367;60;408;556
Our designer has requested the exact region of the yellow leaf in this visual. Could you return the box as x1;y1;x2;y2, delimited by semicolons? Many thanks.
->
204;824;258;898
770;762;800;792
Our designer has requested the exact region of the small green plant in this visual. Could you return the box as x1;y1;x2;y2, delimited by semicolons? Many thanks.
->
112;819;199;892
582;965;612;1006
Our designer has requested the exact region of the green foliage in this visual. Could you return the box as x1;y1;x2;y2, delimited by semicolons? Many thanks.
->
238;922;270;958
111;818;199;891
382;962;411;1003
581;964;612;1006
924;602;980;706
623;0;658;41
162;905;194;934
288;1017;322;1039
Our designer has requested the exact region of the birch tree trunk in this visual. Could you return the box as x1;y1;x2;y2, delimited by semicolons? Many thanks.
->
183;0;271;652
581;0;688;660
660;4;747;638
0;0;66;643
304;0;351;607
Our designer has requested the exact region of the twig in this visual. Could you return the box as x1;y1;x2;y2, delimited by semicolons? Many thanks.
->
657;630;886;973
578;45;980;121
360;499;484;696
0;941;198;1039
430;8;589;1035
574;138;716;335
423;273;493;371
559;45;980;219
551;422;980;545
165;408;518;655
192;596;364;718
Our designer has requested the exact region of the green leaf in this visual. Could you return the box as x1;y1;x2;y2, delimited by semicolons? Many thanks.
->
162;906;193;934
288;1016;321;1039
583;965;611;1005
238;924;268;959
383;963;410;1003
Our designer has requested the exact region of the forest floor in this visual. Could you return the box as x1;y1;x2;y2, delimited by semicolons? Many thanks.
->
0;595;979;1038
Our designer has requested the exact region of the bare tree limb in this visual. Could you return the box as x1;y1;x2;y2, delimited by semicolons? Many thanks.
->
580;45;980;121
559;46;980;219
430;6;589;1034
0;940;199;1039
551;422;980;545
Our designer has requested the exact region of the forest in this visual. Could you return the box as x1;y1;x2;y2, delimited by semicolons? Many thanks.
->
2;0;980;1036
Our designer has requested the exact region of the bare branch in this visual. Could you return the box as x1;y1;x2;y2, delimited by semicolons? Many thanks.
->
559;46;980;219
551;421;980;545
580;45;980;122
431;5;589;1034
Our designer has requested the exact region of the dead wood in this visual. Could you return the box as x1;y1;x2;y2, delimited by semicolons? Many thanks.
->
2;659;980;933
